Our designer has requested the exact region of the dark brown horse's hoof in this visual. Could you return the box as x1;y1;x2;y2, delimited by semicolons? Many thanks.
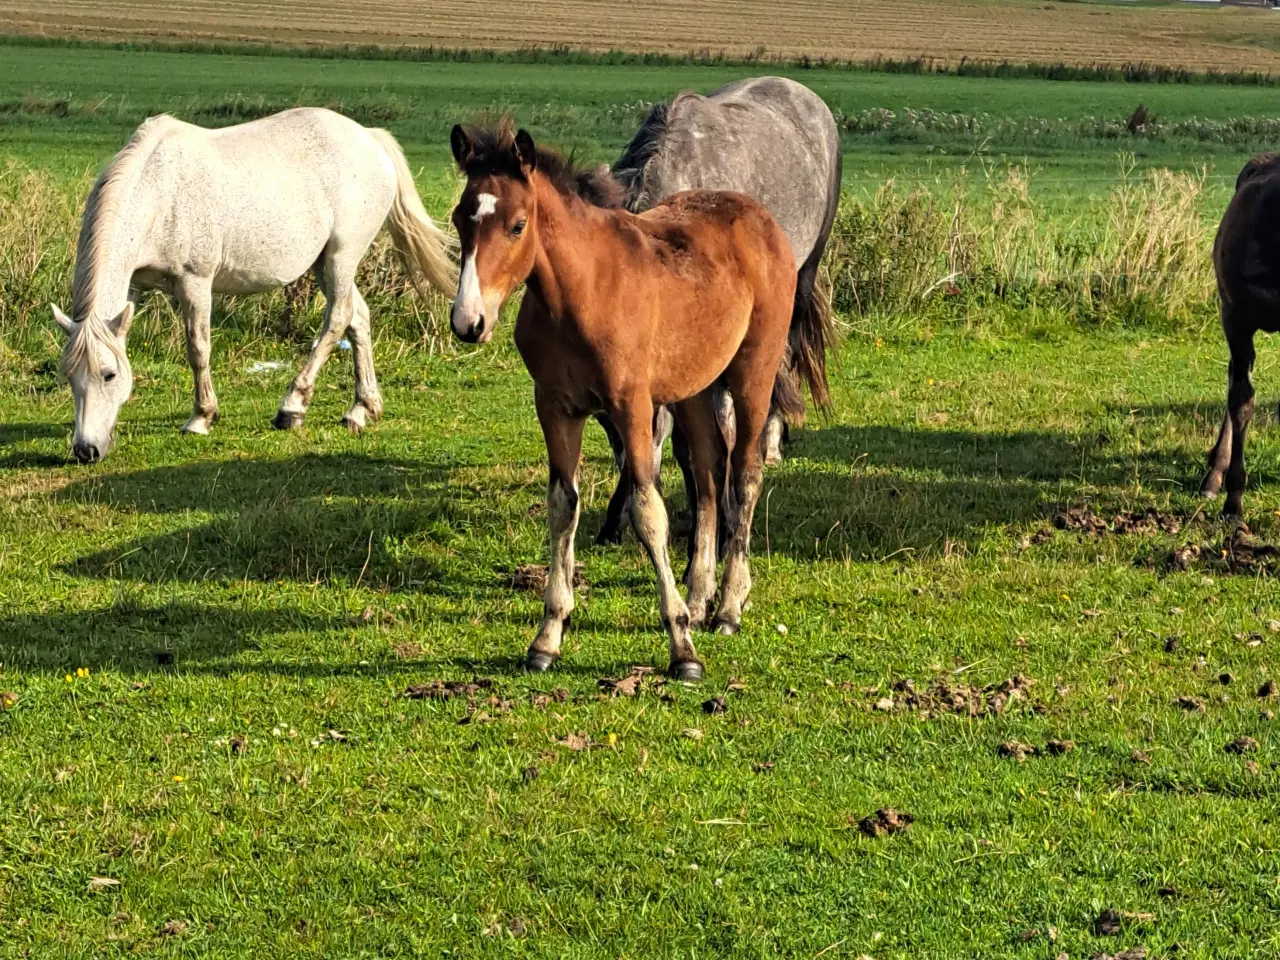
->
524;650;559;673
712;617;740;636
595;525;623;546
273;410;305;431
668;659;704;682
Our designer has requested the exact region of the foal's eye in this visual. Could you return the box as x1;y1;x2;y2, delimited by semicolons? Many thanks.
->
104;372;117;383
511;219;526;237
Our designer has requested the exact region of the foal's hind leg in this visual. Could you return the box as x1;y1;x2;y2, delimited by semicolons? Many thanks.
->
614;397;703;680
672;392;722;629
175;276;219;436
341;287;383;434
596;406;672;545
526;394;585;673
712;374;771;636
275;256;357;430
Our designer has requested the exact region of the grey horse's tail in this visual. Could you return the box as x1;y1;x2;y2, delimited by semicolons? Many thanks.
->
368;127;458;296
784;147;842;419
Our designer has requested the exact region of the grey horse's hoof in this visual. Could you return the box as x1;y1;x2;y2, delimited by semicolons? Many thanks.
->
668;659;704;683
341;416;363;435
273;410;305;431
712;617;740;637
524;650;559;673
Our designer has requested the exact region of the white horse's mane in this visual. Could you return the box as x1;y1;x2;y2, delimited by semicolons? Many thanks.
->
71;114;177;321
64;115;178;377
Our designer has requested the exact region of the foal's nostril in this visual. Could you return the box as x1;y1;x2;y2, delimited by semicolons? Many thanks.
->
73;442;100;464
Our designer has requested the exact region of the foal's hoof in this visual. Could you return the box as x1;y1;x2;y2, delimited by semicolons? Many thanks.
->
273;410;305;431
712;616;740;636
524;650;559;673
668;659;704;683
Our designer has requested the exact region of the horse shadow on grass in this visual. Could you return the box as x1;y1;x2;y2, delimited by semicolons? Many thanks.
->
0;421;68;470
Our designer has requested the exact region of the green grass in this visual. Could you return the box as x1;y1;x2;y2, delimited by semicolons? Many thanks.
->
2;39;1280;958
2;323;1279;958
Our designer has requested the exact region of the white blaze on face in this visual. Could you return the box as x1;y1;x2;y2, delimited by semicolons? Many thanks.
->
451;250;487;339
471;193;498;222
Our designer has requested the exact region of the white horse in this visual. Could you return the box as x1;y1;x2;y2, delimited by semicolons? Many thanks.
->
51;107;456;463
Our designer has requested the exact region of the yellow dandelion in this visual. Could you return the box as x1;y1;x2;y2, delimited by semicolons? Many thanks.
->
77;667;89;678
172;775;185;783
606;733;618;748
64;674;73;683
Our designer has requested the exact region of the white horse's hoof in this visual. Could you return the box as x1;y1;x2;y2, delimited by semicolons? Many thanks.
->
181;417;212;436
274;410;305;431
341;407;369;434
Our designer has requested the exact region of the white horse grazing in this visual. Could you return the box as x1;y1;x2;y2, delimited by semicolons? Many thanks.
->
51;107;456;463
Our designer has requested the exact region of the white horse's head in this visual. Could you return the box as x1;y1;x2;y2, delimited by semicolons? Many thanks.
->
51;303;135;464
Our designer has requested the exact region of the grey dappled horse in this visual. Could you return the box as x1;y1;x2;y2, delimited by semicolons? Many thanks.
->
594;76;843;546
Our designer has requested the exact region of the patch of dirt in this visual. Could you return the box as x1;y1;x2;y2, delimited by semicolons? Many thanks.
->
557;732;591;751
1164;524;1280;576
160;919;187;937
702;696;728;715
598;666;656;698
1053;505;1108;535
521;766;539;782
1260;680;1278;699
1049;505;1183;538
873;674;1037;718
404;678;493;700
1094;909;1123;936
229;735;247;755
391;641;423;660
1093;950;1148;960
509;563;586;592
856;807;914;838
1175;696;1205;713
1131;749;1152;765
999;741;1036;761
531;688;569;708
1044;739;1075;755
0;691;16;710
1225;736;1259;754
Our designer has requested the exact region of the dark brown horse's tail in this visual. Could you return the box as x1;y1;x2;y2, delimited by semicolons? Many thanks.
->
784;147;843;422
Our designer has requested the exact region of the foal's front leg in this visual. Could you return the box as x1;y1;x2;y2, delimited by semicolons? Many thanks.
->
525;398;586;672
616;400;703;681
175;277;219;435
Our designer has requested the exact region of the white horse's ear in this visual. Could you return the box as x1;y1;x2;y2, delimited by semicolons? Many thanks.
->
50;304;74;334
111;302;136;339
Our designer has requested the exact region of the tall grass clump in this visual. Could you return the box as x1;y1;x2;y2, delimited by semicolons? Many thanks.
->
0;162;454;370
826;160;1216;336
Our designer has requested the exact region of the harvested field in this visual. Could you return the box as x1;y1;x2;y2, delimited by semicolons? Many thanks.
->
9;0;1280;71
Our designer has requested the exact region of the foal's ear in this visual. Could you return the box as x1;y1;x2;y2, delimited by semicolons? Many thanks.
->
514;129;538;173
50;304;74;335
450;124;474;170
110;302;136;339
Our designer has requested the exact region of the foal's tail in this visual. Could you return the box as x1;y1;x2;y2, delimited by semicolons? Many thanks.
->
368;127;458;296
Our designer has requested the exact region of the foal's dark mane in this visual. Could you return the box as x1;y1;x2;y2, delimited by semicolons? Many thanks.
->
460;119;625;209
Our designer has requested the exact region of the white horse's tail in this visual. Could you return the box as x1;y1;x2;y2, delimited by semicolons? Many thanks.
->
369;127;458;296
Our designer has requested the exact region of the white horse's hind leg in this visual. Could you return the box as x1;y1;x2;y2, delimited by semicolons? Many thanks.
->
177;277;219;436
341;287;382;434
275;263;356;430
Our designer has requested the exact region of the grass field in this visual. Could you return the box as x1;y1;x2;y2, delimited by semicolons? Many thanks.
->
11;0;1280;71
2;38;1280;959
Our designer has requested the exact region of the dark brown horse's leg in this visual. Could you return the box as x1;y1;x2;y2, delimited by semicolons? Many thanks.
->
673;392;723;628
1223;331;1257;517
526;394;586;672
713;377;770;636
1200;365;1233;499
615;398;703;680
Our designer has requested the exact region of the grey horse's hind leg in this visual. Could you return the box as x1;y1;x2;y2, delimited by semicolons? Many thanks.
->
341;286;382;433
595;406;672;544
276;257;357;430
175;276;219;436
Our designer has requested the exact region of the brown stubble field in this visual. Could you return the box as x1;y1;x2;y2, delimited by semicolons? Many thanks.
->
9;0;1280;70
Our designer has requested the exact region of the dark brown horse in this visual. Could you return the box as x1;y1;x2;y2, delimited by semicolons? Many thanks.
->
1201;152;1280;515
449;121;797;680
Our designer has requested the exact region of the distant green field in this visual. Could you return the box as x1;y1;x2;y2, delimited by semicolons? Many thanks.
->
0;41;1273;201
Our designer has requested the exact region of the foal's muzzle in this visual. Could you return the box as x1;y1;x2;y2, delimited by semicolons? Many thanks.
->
452;313;487;344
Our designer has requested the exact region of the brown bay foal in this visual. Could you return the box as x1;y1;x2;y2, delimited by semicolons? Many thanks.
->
448;121;797;680
1202;152;1280;516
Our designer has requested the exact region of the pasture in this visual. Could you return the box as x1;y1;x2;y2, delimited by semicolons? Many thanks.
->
1;39;1279;959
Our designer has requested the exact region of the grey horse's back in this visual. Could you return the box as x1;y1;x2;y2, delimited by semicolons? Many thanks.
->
614;76;840;268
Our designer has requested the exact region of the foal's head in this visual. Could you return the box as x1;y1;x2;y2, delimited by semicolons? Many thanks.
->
448;121;623;343
50;302;135;464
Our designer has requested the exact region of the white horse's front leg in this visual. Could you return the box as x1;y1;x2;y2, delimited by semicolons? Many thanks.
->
341;287;383;434
176;277;218;436
275;278;354;430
